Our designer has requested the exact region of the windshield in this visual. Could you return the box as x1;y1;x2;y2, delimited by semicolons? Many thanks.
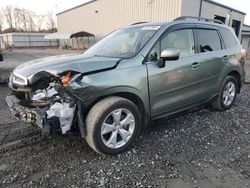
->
85;25;161;58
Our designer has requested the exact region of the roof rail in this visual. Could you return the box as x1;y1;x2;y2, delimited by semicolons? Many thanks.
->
174;16;224;24
130;22;148;25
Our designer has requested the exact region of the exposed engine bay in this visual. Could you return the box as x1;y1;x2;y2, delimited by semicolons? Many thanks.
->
6;71;85;137
5;54;121;139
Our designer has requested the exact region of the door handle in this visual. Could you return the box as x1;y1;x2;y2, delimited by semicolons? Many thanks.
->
222;55;229;61
191;62;200;69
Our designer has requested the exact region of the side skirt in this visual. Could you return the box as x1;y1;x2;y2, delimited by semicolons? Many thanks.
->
151;94;218;121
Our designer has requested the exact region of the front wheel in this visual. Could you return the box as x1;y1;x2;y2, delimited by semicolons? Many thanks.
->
211;76;238;111
85;96;141;155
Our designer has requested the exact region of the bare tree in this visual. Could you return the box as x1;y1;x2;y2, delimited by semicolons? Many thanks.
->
46;11;56;30
13;7;22;30
26;10;36;31
0;9;4;33
3;5;14;31
20;8;28;31
1;6;56;32
36;14;45;31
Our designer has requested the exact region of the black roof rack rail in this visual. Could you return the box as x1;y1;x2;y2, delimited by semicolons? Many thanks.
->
131;22;148;25
174;16;224;24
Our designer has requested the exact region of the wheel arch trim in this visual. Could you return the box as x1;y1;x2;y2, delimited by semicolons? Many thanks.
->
84;88;151;130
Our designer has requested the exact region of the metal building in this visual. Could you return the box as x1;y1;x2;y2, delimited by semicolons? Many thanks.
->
56;0;250;50
241;25;250;52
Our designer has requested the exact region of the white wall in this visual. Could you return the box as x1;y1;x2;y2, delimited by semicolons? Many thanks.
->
181;0;200;17
57;0;247;46
57;0;182;40
241;35;250;50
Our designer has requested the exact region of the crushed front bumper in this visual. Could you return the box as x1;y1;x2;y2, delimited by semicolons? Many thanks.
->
5;94;38;124
5;94;86;137
5;94;60;136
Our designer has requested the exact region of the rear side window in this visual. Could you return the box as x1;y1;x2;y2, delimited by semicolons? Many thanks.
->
196;29;221;53
219;28;239;49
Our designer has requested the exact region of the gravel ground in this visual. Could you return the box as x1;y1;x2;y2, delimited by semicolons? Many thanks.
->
1;84;250;187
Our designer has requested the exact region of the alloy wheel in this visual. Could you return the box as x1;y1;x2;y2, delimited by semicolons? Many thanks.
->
101;108;135;149
223;81;236;106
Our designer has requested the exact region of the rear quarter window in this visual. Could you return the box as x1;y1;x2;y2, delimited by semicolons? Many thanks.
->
196;29;221;53
219;27;239;49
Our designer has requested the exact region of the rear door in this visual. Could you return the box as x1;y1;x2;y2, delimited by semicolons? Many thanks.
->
218;27;244;82
194;24;226;95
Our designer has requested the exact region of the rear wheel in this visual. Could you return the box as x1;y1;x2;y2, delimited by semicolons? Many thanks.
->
211;76;237;111
85;96;141;155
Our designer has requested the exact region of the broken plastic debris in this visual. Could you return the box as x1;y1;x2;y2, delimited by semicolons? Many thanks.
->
60;116;74;134
46;102;75;134
32;84;58;101
32;90;47;100
46;102;74;118
47;87;57;97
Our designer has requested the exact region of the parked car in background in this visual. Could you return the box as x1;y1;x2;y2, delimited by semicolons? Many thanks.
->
5;17;246;155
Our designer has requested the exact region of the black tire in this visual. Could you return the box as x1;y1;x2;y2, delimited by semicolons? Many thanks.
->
85;96;141;155
211;76;238;111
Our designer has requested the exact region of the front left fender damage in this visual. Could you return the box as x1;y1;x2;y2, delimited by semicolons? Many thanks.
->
6;71;86;137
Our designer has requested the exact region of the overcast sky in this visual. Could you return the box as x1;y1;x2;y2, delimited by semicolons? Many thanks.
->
1;0;250;25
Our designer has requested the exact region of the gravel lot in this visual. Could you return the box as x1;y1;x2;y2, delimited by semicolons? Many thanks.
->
0;49;250;187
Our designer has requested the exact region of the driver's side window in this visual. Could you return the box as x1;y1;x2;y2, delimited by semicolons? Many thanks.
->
147;29;195;62
161;29;195;57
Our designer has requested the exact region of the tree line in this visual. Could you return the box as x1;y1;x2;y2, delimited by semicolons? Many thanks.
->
0;5;57;34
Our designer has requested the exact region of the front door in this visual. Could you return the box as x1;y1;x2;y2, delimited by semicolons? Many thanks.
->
146;26;204;117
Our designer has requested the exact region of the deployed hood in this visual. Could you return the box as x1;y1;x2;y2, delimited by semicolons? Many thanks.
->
14;53;120;84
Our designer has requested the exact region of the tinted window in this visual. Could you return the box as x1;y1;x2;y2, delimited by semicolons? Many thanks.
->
196;29;221;53
219;27;239;49
161;29;195;57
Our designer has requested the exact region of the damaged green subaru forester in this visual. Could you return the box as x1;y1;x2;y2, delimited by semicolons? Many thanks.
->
6;17;246;155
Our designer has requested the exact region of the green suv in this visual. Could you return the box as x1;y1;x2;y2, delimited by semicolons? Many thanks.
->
6;17;246;155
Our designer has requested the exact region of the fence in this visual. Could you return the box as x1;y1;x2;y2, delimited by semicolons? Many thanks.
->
0;32;59;48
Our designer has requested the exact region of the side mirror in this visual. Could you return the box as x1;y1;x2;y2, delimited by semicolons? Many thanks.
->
157;48;180;68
